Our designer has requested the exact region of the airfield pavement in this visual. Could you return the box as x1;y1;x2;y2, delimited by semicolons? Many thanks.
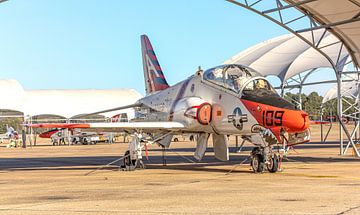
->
0;124;360;215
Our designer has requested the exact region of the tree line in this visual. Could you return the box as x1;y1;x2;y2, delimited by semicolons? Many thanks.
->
284;92;356;120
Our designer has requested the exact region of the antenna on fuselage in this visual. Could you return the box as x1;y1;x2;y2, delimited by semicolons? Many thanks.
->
196;66;203;76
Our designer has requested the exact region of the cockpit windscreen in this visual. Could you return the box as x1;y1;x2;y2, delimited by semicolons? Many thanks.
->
203;64;259;93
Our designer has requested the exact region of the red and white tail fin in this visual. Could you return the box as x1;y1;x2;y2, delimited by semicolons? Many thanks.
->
141;35;169;95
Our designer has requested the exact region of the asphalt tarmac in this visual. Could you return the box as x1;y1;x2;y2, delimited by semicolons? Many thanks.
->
0;125;359;215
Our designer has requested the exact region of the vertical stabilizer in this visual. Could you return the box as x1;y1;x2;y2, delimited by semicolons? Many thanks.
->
141;35;169;95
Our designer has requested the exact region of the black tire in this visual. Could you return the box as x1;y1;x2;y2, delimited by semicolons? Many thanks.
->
251;147;260;154
251;154;264;173
123;150;136;167
173;138;179;142
267;154;279;173
189;135;194;141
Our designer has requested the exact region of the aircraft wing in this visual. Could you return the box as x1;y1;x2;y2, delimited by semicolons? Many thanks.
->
25;122;185;132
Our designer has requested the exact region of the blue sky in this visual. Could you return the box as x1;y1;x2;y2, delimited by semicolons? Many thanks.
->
0;0;335;95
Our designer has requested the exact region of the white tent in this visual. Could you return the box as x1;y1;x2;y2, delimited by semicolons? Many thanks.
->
24;89;142;119
323;81;358;104
224;31;349;82
285;0;360;68
0;79;142;120
0;79;25;112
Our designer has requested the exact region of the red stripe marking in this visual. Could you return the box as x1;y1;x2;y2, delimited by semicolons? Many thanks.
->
27;123;91;129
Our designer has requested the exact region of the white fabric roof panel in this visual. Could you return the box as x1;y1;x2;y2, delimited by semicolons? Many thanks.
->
0;79;25;112
322;81;358;104
285;0;360;67
225;31;349;82
225;34;293;67
284;33;349;80
24;89;142;119
0;80;143;119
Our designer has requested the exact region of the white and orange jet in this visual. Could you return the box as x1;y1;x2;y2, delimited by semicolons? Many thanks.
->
27;35;310;173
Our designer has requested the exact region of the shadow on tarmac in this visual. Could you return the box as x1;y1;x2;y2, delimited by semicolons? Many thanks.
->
0;143;358;174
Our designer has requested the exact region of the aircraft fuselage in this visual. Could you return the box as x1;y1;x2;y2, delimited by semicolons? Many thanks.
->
136;64;310;142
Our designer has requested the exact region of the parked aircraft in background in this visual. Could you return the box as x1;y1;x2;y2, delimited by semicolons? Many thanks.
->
0;126;19;143
26;35;310;173
37;113;130;145
39;128;117;145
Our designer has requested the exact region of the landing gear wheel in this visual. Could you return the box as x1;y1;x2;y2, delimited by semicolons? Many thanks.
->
251;154;264;173
189;135;194;141
123;150;136;168
267;154;279;173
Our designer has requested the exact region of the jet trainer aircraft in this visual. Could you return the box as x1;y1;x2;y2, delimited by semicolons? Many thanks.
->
27;35;310;173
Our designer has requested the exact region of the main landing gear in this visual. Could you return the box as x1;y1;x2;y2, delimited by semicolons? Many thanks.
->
121;133;145;171
250;147;279;173
120;132;173;171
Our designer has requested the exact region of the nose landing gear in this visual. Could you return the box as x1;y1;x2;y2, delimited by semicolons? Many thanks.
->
267;154;279;173
250;151;264;173
249;127;282;173
250;147;279;173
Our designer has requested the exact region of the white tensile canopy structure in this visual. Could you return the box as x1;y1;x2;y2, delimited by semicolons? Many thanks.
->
24;89;142;120
323;81;358;104
224;31;359;108
224;31;349;83
227;0;360;157
0;79;25;114
285;0;360;68
0;79;142;121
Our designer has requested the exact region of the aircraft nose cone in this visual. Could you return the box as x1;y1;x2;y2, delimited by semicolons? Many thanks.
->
285;110;310;132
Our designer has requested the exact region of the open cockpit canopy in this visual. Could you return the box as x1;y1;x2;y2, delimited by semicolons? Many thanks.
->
203;64;261;93
203;64;296;109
